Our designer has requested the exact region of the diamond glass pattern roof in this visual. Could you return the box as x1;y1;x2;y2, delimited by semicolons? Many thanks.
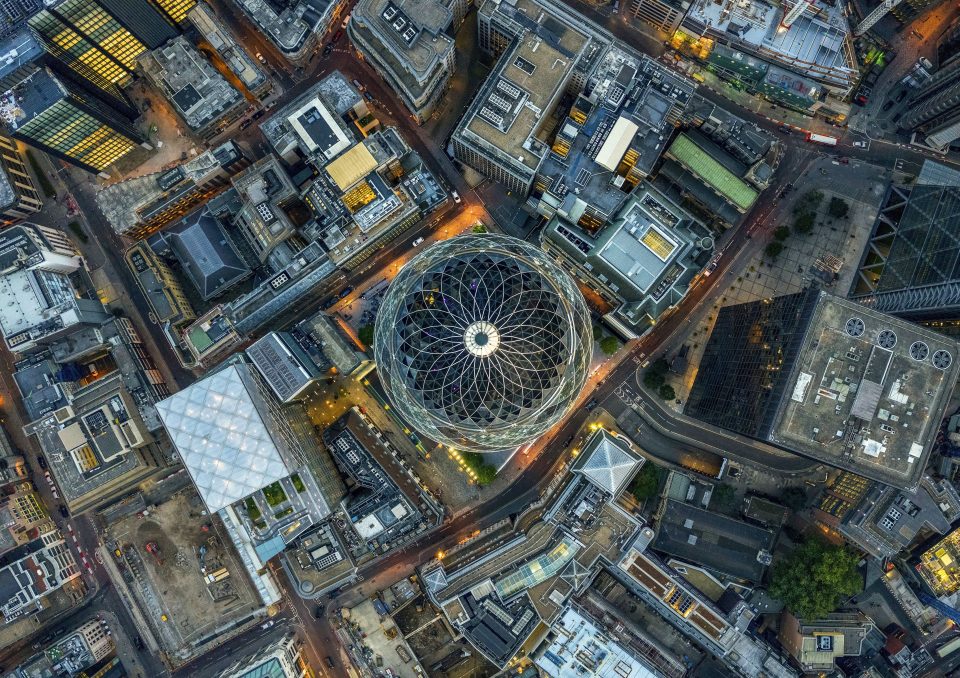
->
374;234;592;452
156;364;292;512
573;430;642;497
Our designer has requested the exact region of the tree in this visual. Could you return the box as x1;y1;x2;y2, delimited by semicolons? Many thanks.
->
658;384;676;401
781;486;808;512
774;226;790;241
793;190;824;216
769;539;862;619
629;463;663;502
793;212;815;234
643;370;665;389
828;197;850;219
765;241;784;259
358;324;375;346
712;484;736;509
600;336;620;355
592;324;604;341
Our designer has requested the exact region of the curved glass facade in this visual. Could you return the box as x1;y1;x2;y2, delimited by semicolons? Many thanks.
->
374;233;591;452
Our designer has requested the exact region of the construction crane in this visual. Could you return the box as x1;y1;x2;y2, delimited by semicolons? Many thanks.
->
778;0;814;31
855;0;904;35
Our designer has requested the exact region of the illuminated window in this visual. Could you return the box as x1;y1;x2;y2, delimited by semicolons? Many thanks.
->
640;225;677;261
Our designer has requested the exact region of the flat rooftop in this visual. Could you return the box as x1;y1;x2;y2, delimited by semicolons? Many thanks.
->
139;37;243;132
463;26;588;172
652;499;776;583
770;292;960;488
353;0;455;75
666;134;757;211
0;269;74;339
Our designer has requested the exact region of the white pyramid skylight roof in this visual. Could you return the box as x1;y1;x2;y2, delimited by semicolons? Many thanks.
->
574;430;642;497
156;363;292;512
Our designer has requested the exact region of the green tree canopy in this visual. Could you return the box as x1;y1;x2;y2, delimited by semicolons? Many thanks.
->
828;197;850;219
712;483;736;509
629;463;663;502
592;324;604;341
643;370;665;389
765;241;784;259
793;212;815;234
659;384;676;401
781;486;808;511
600;336;620;355
358;324;375;346
769;539;862;619
774;226;790;241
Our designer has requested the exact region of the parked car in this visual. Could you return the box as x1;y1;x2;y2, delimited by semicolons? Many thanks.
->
363;91;374;102
881;100;895;111
252;109;265;120
58;504;69;518
895;90;907;103
239;119;253;130
853;140;867;148
352;78;364;91
37;455;47;470
452;190;461;203
255;51;266;64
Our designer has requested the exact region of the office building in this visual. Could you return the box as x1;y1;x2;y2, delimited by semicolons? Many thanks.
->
146;209;251;301
683;0;859;96
542;182;713;338
181;305;243;368
0;528;81;623
349;0;458;123
686;289;959;489
940;15;960;69
779;612;872;674
533;47;695;225
660;131;759;221
28;0;188;87
232;0;345;65
626;0;688;33
188;4;270;99
218;632;309;678
0;222;110;353
261;75;358;165
0;68;146;174
305;126;446;270
918;526;960;596
850;172;960;320
425;428;643;669
246;332;320;403
452;0;594;195
97;141;248;239
139;36;246;139
230;155;306;266
125;241;196;332
156;361;345;604
0;485;52;556
296;310;371;377
898;59;960;152
375;234;592;452
839;477;960;560
616;535;796;677
13;619;114;677
0;134;40;228
535;604;673;677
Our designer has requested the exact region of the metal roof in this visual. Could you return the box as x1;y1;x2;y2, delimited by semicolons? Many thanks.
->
573;429;642;497
667;134;758;211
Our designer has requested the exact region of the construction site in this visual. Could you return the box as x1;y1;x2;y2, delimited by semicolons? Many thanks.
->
102;487;265;668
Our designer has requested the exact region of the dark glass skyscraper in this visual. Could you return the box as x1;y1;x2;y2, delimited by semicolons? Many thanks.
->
28;0;190;85
0;67;145;173
685;288;821;437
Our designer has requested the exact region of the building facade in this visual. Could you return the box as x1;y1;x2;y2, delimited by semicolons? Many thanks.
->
349;0;458;123
898;59;960;151
0;68;146;174
0;529;81;623
0;135;41;228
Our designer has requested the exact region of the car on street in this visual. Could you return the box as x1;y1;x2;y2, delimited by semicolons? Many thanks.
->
352;78;364;91
452;190;461;203
323;43;334;56
881;100;895;111
333;29;344;42
895;90;907;103
325;656;336;668
239;119;253;130
255;51;266;64
363;91;374;102
58;504;69;518
314;605;325;619
37;455;47;470
252;110;265;120
853;140;867;148
412;237;424;247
